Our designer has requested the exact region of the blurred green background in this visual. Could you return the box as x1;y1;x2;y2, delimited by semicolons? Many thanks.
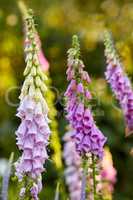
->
0;0;133;199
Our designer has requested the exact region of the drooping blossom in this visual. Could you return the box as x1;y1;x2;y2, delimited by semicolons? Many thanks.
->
104;31;133;136
64;35;106;158
15;10;51;199
63;129;82;200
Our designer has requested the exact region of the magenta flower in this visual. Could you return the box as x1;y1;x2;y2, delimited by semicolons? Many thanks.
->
15;10;50;199
65;35;106;158
104;31;133;136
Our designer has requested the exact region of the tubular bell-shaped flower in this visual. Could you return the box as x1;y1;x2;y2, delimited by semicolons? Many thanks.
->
15;10;51;199
64;35;106;159
104;31;133;136
64;35;107;200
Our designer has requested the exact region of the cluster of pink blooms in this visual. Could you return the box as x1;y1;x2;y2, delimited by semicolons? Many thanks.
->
104;31;133;136
63;129;82;200
65;35;106;158
15;11;50;200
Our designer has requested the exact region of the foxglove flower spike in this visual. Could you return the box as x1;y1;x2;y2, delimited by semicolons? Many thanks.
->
104;31;133;136
15;9;51;199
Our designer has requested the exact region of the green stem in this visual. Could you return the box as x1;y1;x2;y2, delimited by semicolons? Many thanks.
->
92;154;97;200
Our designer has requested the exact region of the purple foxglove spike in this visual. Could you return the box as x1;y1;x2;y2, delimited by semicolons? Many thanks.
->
104;31;133;136
64;35;106;158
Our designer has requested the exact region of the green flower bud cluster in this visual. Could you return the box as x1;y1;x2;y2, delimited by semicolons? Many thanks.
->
19;10;48;108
